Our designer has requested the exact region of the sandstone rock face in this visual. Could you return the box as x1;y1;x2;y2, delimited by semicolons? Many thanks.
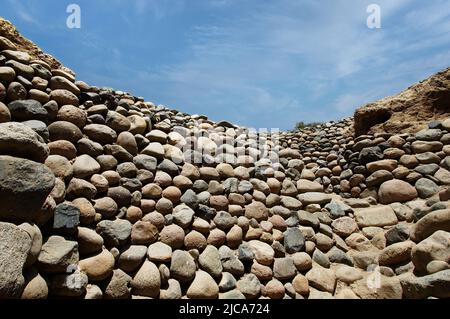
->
354;67;450;136
0;21;449;300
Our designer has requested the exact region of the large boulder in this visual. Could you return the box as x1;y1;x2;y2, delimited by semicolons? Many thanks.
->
400;270;450;299
410;209;450;242
378;180;418;204
411;231;450;273
0;156;55;222
7;100;48;122
0;222;32;298
0;122;49;163
354;206;398;228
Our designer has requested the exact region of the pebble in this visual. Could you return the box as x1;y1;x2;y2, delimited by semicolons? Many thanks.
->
79;249;115;281
131;261;161;298
148;242;172;263
170;250;196;282
236;274;261;299
187;270;219;299
96;219;132;247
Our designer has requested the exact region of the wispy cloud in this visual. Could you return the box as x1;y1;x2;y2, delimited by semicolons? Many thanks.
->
137;0;449;128
133;0;185;19
6;0;39;25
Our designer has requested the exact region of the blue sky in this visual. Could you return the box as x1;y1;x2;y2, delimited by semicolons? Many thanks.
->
2;0;450;130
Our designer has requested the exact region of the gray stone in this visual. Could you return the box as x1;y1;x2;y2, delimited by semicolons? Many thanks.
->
358;147;383;165
219;272;236;292
172;205;195;228
236;274;261;299
0;156;55;222
219;246;245;276
297;210;320;228
238;244;255;263
283;228;305;253
415;178;439;199
273;257;297;280
180;189;199;209
118;245;148;273
313;249;330;268
238;180;253;193
49;272;88;297
366;170;393;187
414;164;440;176
325;200;352;219
214;211;237;230
199;245;223;278
53;203;80;232
96;219;132;247
170;250;196;282
385;224;410;245
415;129;442;141
133;154;157;172
7;100;47;122
400;270;450;298
326;247;353;266
22;120;49;142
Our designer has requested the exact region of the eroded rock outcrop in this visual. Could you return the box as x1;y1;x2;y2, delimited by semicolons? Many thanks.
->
354;67;450;136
